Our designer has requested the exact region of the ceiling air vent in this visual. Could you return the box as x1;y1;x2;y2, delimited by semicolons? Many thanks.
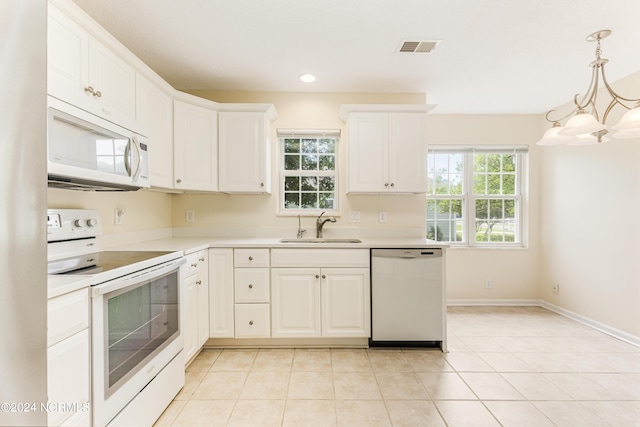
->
398;40;440;53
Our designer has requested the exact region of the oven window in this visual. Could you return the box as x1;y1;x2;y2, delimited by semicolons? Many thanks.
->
106;271;179;389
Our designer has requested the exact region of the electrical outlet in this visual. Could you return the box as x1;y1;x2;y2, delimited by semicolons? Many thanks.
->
485;279;492;289
348;211;361;223
114;209;123;226
552;282;560;294
378;211;387;223
186;210;195;222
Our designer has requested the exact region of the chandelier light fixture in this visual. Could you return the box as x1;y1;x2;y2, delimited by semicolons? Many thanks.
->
536;30;640;146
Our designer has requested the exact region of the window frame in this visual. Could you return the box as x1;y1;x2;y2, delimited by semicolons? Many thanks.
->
426;146;528;248
277;129;340;217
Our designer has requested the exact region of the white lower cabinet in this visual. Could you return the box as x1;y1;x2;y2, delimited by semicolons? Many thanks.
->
182;250;209;365
233;249;271;338
271;269;321;338
270;249;370;339
47;288;90;427
209;248;235;338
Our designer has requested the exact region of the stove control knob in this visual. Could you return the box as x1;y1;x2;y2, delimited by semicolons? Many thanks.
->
73;219;84;228
86;218;98;227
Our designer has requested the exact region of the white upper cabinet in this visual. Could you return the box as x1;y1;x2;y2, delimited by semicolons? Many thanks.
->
341;104;434;194
173;98;218;192
218;105;277;194
136;74;174;189
48;3;137;130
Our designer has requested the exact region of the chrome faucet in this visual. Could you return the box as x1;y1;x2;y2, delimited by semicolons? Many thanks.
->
296;214;307;239
316;211;337;238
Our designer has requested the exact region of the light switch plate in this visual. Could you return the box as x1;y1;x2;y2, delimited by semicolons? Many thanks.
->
378;211;387;223
348;211;361;223
186;210;195;222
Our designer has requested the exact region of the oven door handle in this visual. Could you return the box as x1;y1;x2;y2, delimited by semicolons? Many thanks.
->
91;257;186;297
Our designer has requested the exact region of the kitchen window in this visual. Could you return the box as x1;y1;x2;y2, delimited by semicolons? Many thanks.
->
426;146;528;246
278;129;339;214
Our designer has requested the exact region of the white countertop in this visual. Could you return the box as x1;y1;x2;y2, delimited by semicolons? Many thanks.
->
47;275;95;299
110;237;447;252
48;236;446;298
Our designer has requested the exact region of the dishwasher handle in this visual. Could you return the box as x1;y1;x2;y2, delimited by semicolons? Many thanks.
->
371;248;442;258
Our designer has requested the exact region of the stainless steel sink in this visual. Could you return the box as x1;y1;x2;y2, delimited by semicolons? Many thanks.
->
279;238;362;244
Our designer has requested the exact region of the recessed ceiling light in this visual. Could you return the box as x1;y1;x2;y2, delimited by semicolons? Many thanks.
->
299;73;316;83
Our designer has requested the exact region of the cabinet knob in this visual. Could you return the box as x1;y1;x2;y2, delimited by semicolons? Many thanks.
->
248;256;253;261
384;182;389;187
191;263;198;268
196;280;202;285
315;274;320;279
176;179;182;184
84;86;95;95
95;90;102;98
322;274;326;279
260;182;265;187
248;284;253;289
199;257;205;262
390;182;395;187
249;320;254;326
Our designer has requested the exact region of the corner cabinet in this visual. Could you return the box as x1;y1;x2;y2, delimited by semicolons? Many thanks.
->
136;74;174;189
340;104;435;194
173;97;218;191
218;105;277;194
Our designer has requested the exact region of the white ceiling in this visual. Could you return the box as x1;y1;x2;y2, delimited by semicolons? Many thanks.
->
72;0;640;114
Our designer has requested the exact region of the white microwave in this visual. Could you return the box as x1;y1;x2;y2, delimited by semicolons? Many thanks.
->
47;96;150;191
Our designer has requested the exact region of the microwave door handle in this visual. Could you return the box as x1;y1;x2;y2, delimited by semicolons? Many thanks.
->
131;135;142;179
124;138;132;177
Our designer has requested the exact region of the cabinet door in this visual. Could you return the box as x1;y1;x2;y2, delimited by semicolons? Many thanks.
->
388;113;428;192
87;37;136;120
321;268;370;337
47;4;89;106
174;101;218;191
271;268;321;338
347;113;389;192
196;251;210;347
47;329;90;427
209;249;234;338
136;75;174;188
218;112;270;193
182;273;199;364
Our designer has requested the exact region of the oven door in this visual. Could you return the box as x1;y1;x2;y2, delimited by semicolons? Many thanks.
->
91;258;184;427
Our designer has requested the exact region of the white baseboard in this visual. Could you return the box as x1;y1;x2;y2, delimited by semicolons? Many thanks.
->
447;299;540;306
539;300;640;348
447;298;640;348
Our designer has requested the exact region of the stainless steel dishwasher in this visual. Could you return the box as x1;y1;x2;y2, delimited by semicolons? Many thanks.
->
370;248;445;349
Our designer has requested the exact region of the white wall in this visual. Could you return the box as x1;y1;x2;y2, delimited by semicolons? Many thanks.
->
426;115;542;301
538;71;640;338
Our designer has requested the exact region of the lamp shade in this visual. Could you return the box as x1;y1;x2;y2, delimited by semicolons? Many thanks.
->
535;123;576;146
559;111;608;136
612;105;640;130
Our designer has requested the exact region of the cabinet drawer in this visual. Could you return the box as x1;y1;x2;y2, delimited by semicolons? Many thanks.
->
184;252;199;276
234;248;270;268
271;249;369;268
48;288;89;347
235;304;270;338
234;268;270;303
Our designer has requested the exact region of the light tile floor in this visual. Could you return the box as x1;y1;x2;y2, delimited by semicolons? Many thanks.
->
154;306;640;426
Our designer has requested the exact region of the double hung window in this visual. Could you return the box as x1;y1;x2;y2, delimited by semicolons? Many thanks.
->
278;129;339;214
426;146;527;246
